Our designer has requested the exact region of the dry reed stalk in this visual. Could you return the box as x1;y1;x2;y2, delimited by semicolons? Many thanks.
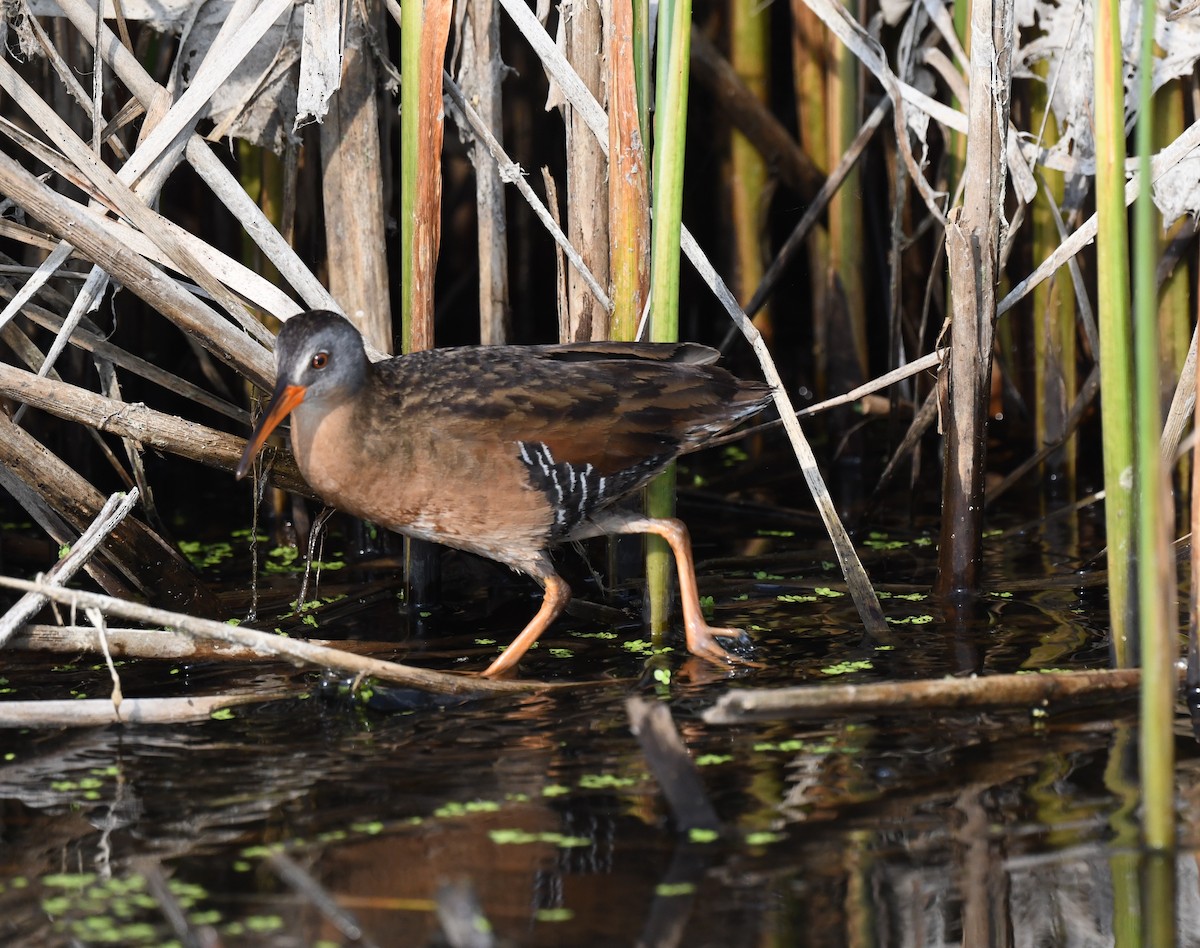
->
405;0;456;352
703;667;1150;724
0;692;302;728
9;624;418;661
562;0;610;341
0;1;289;336
457;0;511;344
933;0;1012;598
606;0;650;342
321;0;392;352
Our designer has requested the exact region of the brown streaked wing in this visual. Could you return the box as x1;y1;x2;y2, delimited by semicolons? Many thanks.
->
529;340;721;365
367;344;766;478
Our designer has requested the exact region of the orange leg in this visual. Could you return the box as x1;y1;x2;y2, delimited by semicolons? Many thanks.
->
480;571;572;677
611;516;756;667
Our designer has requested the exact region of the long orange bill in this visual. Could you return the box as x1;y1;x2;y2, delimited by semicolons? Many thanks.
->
235;381;307;480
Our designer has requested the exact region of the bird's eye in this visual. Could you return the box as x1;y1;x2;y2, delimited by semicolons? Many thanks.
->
311;352;329;370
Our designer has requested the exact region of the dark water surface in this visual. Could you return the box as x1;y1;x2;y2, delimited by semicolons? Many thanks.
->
2;487;1197;946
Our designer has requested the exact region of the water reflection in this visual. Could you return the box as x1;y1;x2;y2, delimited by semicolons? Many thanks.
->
1;685;1199;945
1;516;1197;944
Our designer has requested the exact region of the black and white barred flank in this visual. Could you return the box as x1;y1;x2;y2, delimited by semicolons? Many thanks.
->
517;440;670;540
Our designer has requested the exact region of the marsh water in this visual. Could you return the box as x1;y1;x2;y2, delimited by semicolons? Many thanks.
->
2;447;1198;947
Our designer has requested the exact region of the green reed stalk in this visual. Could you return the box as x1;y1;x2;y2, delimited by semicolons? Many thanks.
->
631;0;651;146
1093;0;1135;667
399;0;422;353
649;0;692;340
1133;0;1175;852
645;0;693;634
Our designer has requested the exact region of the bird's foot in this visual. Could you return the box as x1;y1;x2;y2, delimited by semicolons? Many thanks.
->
685;623;762;668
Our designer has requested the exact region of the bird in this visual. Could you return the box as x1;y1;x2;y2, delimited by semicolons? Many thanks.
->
236;309;773;677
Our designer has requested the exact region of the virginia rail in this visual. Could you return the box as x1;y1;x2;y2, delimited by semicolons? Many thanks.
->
236;310;773;676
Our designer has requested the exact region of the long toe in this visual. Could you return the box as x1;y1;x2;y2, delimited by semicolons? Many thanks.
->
685;624;763;668
714;628;756;657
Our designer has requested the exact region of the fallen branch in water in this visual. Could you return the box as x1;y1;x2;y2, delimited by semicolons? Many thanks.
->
702;667;1157;724
0;575;556;696
0;692;300;727
9;624;412;662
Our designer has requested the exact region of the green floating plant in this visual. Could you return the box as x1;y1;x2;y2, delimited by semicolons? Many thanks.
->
578;773;640;790
434;799;501;819
178;539;234;569
488;829;589;848
885;615;934;625
744;831;785;846
821;660;873;676
535;908;574;922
